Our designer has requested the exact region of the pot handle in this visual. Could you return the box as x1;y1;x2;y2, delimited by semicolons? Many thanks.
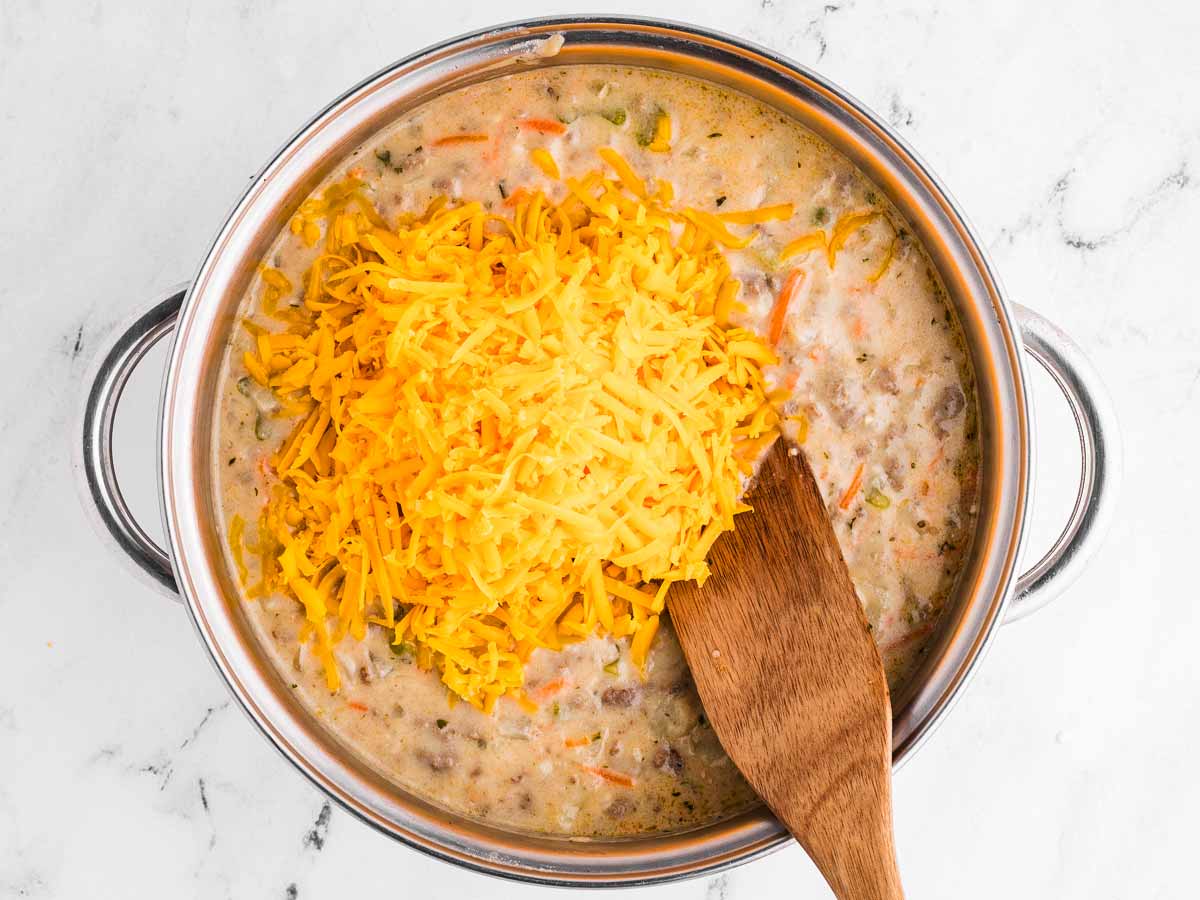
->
78;285;187;599
1006;304;1121;622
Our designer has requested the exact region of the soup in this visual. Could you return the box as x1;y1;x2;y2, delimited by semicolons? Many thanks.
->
214;64;978;837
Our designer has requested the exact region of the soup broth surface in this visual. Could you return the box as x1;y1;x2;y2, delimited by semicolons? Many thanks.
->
214;64;979;837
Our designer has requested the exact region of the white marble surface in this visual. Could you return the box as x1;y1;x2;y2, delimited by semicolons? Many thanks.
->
1;0;1196;897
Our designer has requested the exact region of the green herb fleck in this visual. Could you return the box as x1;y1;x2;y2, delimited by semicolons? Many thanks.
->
865;488;891;510
604;657;620;676
602;108;627;126
552;702;560;718
715;195;726;207
592;732;601;742
812;206;829;226
254;413;270;441
375;148;392;166
707;132;722;138
436;718;448;730
865;190;878;204
903;599;923;625
236;376;252;397
497;180;509;200
636;108;666;147
389;640;416;659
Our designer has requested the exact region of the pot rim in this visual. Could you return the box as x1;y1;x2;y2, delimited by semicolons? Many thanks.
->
158;15;1031;886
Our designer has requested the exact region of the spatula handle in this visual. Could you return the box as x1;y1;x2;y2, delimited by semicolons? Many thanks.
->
667;442;905;900
813;831;904;900
768;792;903;899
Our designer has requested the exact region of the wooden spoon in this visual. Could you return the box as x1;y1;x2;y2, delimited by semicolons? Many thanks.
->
668;440;903;899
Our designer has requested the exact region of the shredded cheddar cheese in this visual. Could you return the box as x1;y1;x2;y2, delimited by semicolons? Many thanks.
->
530;147;560;179
240;150;779;711
647;112;672;153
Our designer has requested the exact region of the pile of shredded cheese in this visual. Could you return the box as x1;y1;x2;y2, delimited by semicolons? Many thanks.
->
235;148;780;712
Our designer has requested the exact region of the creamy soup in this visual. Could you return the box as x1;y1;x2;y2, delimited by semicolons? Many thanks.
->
214;64;978;837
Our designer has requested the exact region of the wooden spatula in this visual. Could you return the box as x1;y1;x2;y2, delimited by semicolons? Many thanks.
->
668;440;903;899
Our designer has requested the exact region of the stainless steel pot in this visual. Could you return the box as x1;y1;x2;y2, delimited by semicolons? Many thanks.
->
77;17;1120;886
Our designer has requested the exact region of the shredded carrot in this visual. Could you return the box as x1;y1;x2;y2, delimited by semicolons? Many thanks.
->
347;701;369;712
502;186;531;208
926;444;946;472
768;369;801;404
564;735;591;748
768;269;805;346
480;134;500;166
881;621;935;655
839;462;866;510
519;118;568;135
582;765;635;787
892;544;935;562
530;676;565;701
432;134;489;147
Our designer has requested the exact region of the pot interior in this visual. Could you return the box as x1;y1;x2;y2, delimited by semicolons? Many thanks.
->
160;17;1029;884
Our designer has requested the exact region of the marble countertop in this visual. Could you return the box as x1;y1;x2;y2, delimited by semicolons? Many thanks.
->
2;1;1196;897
